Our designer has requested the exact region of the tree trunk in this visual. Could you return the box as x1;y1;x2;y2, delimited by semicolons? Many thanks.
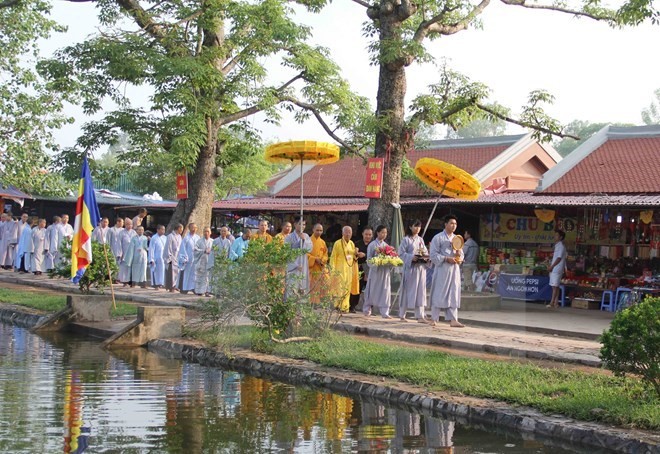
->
167;138;221;232
367;14;411;231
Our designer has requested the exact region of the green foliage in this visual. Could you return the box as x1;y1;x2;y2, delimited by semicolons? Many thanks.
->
553;120;635;156
601;297;660;397
49;239;119;294
0;0;72;195
0;287;137;316
274;331;660;430
199;236;341;343
641;88;660;125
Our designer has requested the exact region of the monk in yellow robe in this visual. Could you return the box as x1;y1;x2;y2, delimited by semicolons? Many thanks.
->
253;220;273;243
329;226;359;312
308;223;328;303
274;221;292;243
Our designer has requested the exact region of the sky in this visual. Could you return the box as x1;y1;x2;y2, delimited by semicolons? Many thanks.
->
46;1;659;150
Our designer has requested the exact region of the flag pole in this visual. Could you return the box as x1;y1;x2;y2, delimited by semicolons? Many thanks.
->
101;241;117;310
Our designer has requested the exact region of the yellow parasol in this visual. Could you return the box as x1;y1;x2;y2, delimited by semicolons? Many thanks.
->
265;140;340;225
414;158;482;237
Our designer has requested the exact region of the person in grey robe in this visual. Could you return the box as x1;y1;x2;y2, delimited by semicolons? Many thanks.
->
148;225;166;289
118;218;137;286
177;223;199;294
106;218;124;266
193;226;214;296
429;214;465;328
163;224;183;292
284;218;313;298
0;213;6;265
363;225;393;318
44;216;61;271
397;219;430;322
125;225;148;287
15;216;36;272
0;213;18;269
92;217;110;244
31;219;47;274
12;213;29;270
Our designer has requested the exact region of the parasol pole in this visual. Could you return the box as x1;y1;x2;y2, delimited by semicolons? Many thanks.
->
299;156;304;248
421;180;449;239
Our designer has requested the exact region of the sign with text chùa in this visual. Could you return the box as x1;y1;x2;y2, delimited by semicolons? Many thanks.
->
176;169;188;200
480;213;577;244
364;158;384;198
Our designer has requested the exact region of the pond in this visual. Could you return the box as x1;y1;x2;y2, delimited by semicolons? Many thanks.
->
0;323;604;453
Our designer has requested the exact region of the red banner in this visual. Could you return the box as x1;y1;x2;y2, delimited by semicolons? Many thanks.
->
176;170;188;200
364;158;384;198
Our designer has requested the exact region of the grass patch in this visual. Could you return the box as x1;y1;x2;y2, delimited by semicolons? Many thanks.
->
187;324;256;350
188;328;659;430
0;288;138;318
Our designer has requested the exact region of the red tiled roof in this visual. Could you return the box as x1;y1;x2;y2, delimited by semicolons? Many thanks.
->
274;145;510;198
543;137;660;194
402;193;660;206
0;185;32;199
213;197;368;212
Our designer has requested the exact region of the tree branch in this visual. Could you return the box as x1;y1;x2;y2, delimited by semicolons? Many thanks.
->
115;0;172;47
350;0;370;8
0;0;20;7
281;96;366;158
414;0;490;43
500;0;616;21
476;103;580;139
398;0;417;20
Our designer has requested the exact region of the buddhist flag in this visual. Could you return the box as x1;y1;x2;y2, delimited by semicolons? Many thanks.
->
71;156;101;283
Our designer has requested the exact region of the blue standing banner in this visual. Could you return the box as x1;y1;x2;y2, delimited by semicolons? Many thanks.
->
497;273;553;301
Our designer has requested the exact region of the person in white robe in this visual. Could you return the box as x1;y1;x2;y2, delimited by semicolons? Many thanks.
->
118;218;137;285
398;219;430;322
0;213;18;269
363;225;393;318
44;216;61;271
429;214;465;328
31;219;48;274
212;226;232;262
284;218;313;298
0;213;6;265
16;216;36;272
125;225;149;287
177;223;199;294
193;227;214;296
163;224;183;292
55;214;74;266
148;225;167;289
12;213;30;270
106;218;124;266
92;217;110;244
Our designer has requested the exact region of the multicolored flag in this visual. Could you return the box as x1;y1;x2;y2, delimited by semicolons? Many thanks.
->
71;156;101;283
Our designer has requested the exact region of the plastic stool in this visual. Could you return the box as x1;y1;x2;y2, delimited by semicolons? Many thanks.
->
600;290;615;312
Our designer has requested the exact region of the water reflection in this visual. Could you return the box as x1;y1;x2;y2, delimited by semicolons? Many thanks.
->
0;323;596;453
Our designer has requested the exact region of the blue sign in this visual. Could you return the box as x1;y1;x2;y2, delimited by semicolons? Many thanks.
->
497;274;553;301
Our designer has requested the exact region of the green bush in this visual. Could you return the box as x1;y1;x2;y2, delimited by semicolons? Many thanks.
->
49;239;119;294
601;296;660;397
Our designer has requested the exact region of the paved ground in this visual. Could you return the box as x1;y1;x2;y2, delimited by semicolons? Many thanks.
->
0;269;610;367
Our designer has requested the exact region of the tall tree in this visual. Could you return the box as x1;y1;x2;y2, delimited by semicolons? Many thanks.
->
40;0;370;230
355;0;658;228
641;88;660;125
0;0;71;195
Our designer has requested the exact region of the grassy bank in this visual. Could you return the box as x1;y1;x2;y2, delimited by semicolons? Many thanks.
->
195;327;659;430
0;288;138;317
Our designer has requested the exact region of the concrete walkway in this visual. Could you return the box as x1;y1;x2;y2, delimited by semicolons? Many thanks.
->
0;269;609;367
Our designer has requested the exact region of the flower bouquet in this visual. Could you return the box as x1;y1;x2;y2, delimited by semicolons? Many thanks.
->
368;245;404;267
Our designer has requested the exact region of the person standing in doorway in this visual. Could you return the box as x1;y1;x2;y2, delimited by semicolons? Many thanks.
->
429;214;465;328
462;230;479;292
547;229;567;309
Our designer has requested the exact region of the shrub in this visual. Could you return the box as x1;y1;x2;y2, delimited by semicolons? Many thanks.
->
600;296;660;397
49;240;119;294
199;237;343;343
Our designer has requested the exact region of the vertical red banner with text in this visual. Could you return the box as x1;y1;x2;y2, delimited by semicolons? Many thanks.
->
365;158;384;198
176;170;188;200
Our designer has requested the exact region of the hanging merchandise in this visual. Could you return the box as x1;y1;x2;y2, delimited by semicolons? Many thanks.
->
640;210;653;224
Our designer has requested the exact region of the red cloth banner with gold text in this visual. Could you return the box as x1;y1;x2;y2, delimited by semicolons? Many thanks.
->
364;158;384;198
176;170;188;199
